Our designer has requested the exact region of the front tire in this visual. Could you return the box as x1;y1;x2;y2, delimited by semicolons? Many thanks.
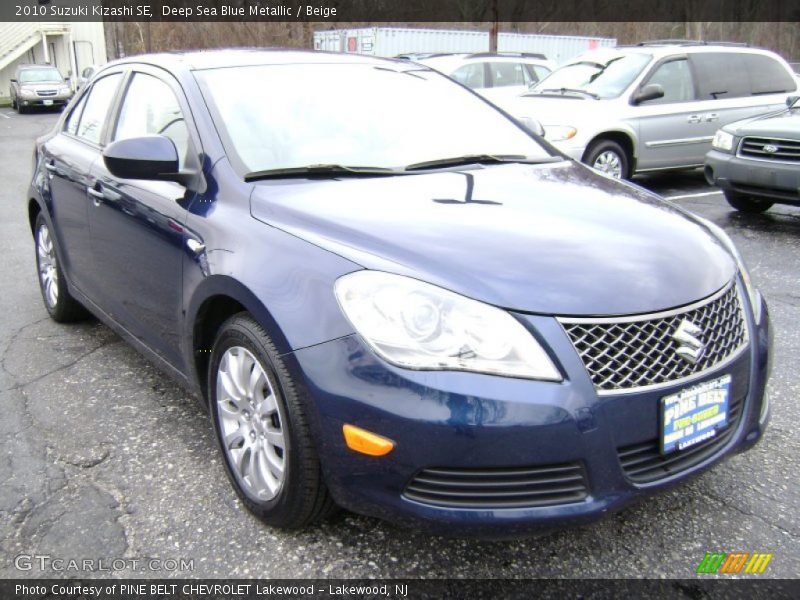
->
34;214;88;322
724;190;773;214
208;314;335;528
584;139;631;180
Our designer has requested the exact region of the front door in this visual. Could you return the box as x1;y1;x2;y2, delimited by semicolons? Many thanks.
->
87;70;198;371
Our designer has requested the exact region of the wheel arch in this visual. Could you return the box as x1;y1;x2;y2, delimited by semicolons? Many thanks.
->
582;130;638;174
187;276;295;406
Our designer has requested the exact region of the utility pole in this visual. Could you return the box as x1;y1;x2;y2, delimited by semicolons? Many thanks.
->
489;0;498;52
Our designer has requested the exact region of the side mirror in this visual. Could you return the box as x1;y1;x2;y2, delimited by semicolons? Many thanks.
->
518;116;545;137
10;78;17;84
786;95;799;107
633;83;665;105
103;135;180;182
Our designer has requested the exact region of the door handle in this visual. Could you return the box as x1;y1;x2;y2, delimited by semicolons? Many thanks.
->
687;115;702;124
87;183;105;206
705;113;719;122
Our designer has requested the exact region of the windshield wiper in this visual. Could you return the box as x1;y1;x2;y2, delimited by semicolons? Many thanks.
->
537;87;599;99
404;154;560;171
244;164;403;182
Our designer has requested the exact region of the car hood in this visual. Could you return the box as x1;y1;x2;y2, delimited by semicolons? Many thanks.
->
250;161;735;316
19;82;64;90
727;107;800;137
501;93;600;124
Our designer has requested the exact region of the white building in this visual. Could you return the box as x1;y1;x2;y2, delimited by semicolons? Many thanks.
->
0;22;107;101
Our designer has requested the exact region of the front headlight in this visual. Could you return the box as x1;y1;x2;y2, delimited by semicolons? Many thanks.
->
20;88;36;98
712;129;736;153
698;218;761;321
543;125;577;142
334;271;562;381
58;86;71;95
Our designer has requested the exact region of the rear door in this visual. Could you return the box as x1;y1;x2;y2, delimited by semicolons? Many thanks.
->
41;73;123;294
87;68;200;371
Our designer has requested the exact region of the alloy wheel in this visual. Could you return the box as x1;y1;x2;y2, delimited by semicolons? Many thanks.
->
593;150;623;178
215;346;286;501
36;223;59;308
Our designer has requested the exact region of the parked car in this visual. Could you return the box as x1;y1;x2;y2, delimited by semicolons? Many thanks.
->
416;52;555;104
705;95;800;213
500;41;798;179
10;64;73;113
28;50;770;536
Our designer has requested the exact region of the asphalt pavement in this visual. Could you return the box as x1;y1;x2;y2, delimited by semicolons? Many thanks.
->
0;110;798;579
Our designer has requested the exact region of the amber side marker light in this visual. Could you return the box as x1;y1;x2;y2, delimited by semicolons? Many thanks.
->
343;424;395;456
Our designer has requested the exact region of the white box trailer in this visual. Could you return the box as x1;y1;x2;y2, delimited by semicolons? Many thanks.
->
313;27;616;64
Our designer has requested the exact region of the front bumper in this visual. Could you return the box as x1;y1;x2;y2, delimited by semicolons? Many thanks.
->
18;94;71;108
289;294;771;538
705;149;800;204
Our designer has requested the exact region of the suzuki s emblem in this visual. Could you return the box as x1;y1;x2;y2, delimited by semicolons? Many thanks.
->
762;144;779;154
672;319;706;365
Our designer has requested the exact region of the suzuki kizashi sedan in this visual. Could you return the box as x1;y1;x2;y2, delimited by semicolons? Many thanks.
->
27;50;771;536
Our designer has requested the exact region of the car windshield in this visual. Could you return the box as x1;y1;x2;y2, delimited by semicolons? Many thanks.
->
194;62;553;174
19;67;63;83
531;52;652;99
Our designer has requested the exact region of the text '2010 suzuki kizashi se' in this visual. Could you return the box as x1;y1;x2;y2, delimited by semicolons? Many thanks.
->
28;50;771;537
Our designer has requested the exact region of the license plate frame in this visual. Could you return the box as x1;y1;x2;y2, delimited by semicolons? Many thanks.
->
660;375;731;455
43;99;54;106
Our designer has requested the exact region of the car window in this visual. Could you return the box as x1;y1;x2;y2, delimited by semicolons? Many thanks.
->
488;62;527;88
114;73;190;169
525;64;551;85
690;53;750;99
450;63;486;89
641;58;695;104
64;93;88;136
533;52;652;99
75;73;122;145
18;67;63;83
743;54;797;94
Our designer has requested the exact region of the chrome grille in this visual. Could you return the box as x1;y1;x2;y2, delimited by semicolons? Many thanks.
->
739;136;800;162
560;283;748;392
36;90;57;97
403;462;588;509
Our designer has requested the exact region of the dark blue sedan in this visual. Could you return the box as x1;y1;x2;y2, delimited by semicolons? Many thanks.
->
27;50;771;536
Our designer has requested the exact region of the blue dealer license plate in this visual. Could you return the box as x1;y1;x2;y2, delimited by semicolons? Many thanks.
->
661;375;731;455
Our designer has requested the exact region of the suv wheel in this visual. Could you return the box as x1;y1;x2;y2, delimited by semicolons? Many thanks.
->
585;139;630;179
724;190;773;214
208;314;336;528
34;214;88;322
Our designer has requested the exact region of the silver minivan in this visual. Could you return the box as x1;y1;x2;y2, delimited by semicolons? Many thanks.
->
501;42;798;179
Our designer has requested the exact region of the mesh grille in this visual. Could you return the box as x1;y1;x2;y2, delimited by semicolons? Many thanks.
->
561;283;747;392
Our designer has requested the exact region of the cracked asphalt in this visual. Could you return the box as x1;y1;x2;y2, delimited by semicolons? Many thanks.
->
0;110;798;580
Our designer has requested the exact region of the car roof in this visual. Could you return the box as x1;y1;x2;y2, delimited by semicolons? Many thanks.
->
418;54;550;71
108;48;406;72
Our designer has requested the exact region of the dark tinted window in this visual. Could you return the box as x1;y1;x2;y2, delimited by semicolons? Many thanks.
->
76;74;122;144
743;54;796;94
691;53;750;99
642;58;695;103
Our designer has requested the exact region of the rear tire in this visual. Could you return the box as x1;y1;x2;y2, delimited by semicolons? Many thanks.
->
584;139;631;180
724;190;773;214
34;214;88;323
208;313;336;529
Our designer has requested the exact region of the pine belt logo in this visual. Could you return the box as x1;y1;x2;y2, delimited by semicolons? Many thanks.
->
696;552;773;574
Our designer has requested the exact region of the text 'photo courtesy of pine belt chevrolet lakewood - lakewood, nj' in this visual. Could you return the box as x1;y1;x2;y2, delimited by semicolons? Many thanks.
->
27;47;773;537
